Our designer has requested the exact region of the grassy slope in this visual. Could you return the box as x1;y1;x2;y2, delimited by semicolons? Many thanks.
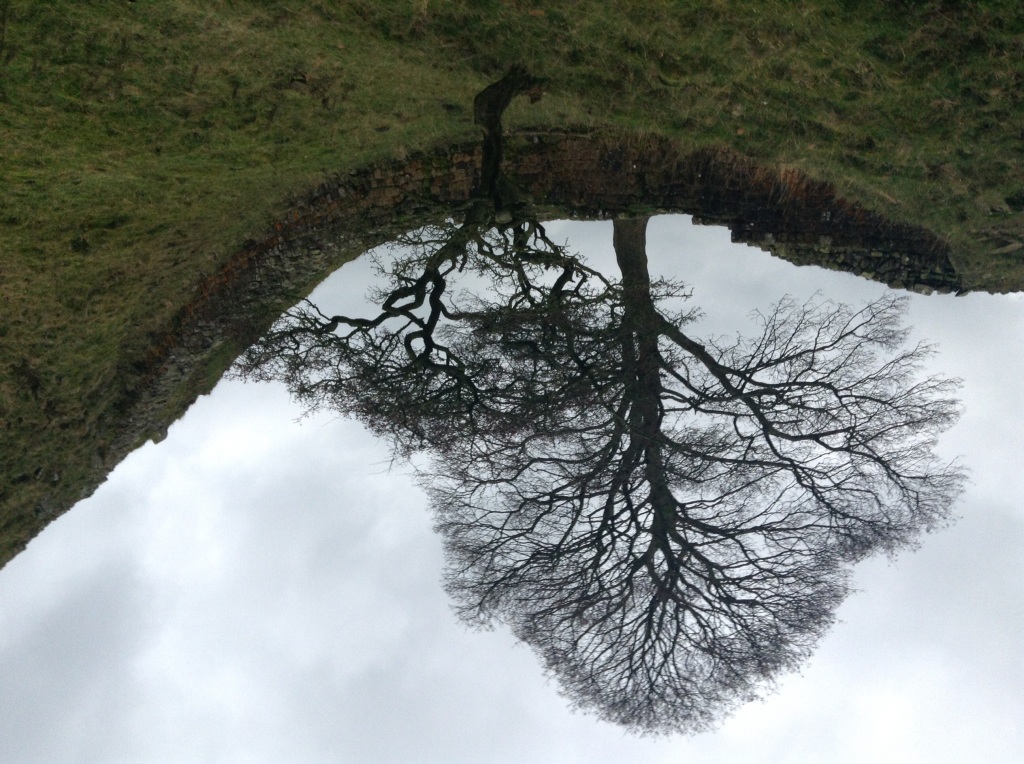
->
2;0;1023;562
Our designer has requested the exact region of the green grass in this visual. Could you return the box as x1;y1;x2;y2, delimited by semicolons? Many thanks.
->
2;0;1024;565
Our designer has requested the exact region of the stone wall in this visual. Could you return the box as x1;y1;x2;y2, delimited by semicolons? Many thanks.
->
505;134;960;294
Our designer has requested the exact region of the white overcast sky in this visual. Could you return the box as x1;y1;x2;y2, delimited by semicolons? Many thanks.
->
2;216;1023;763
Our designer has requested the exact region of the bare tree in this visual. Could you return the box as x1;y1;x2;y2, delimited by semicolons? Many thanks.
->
428;217;963;734
234;72;964;735
234;213;611;452
235;65;586;452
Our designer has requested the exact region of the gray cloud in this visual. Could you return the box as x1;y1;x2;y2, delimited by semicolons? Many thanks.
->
1;216;1021;763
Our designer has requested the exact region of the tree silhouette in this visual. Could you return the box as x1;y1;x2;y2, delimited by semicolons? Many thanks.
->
428;217;963;734
237;66;579;453
235;210;609;453
234;72;965;735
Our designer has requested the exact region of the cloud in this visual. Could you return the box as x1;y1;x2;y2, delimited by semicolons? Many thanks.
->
1;216;1022;763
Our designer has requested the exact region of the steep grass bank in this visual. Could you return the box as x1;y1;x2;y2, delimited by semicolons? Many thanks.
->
2;1;1023;565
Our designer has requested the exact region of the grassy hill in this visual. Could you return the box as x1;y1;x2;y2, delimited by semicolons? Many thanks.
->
2;0;1023;567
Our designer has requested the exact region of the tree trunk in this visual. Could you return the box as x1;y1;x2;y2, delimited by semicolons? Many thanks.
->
613;217;681;570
